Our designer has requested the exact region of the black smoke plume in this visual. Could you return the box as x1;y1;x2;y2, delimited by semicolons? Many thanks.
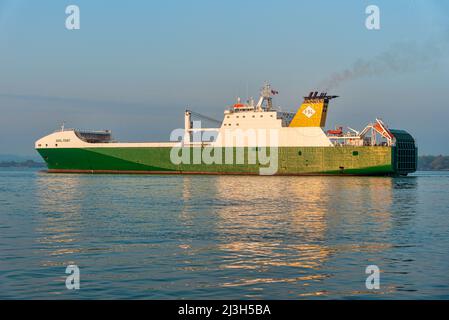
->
319;38;448;90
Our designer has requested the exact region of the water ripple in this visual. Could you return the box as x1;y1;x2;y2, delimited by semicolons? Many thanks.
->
1;168;449;299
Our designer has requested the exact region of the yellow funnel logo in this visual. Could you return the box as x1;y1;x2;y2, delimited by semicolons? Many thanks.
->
302;106;316;118
289;93;338;128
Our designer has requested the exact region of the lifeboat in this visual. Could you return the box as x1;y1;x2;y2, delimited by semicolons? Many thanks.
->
327;127;343;136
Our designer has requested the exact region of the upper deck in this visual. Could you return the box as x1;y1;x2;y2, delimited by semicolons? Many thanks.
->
35;83;416;154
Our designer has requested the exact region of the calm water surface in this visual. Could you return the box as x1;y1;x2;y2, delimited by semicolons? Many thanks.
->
0;168;448;299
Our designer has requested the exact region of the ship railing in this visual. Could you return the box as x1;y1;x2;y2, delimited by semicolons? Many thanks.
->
183;142;214;147
54;128;75;133
76;129;111;134
327;135;360;140
186;128;220;132
331;139;392;147
54;128;111;134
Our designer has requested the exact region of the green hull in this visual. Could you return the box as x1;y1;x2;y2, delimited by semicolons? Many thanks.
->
36;145;417;176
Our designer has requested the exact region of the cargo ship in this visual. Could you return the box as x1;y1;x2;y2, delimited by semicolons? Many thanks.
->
35;84;417;175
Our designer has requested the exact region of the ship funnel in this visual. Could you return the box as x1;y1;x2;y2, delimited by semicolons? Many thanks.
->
289;92;339;128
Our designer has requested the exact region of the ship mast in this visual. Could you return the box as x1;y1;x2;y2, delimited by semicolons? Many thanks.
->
256;82;276;111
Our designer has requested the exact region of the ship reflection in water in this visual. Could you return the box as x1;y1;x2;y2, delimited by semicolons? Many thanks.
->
2;170;447;298
200;176;400;297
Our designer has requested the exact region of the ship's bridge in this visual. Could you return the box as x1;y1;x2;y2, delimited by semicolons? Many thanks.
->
222;110;284;129
222;83;297;128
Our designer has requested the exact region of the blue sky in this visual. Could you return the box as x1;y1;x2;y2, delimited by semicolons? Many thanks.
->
1;0;449;156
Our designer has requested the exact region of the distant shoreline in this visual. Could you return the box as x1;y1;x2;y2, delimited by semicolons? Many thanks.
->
0;160;45;168
418;155;449;171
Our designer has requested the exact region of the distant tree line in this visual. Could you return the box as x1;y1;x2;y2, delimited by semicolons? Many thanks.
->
418;155;449;171
0;160;45;168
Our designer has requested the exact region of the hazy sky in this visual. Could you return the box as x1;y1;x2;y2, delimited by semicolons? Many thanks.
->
1;0;449;156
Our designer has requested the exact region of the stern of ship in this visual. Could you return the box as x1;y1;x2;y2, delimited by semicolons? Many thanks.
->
390;129;417;176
